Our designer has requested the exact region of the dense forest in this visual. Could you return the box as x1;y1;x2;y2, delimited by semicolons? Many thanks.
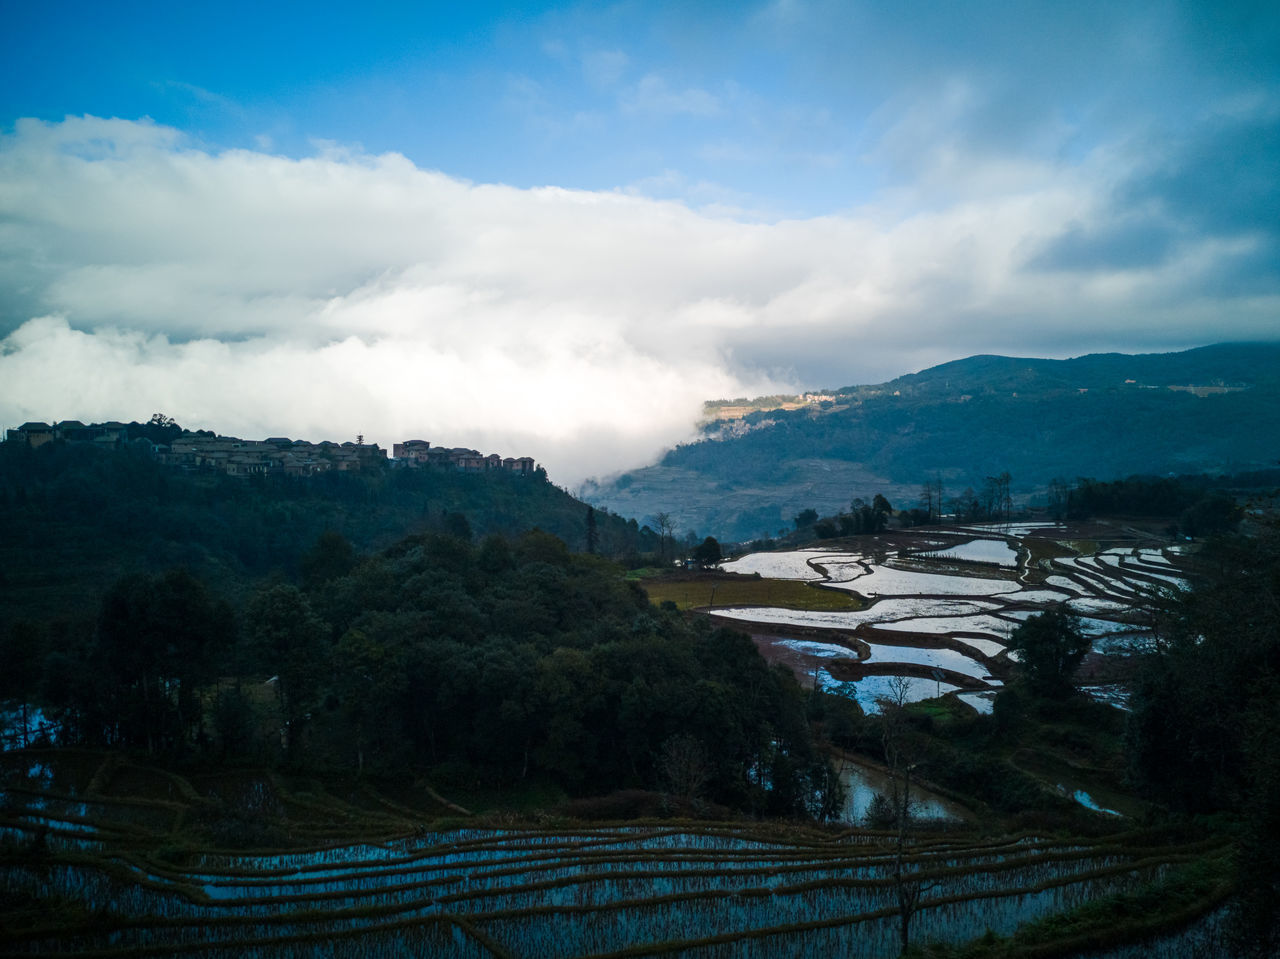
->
3;526;840;818
0;436;840;817
0;436;660;625
1124;526;1280;952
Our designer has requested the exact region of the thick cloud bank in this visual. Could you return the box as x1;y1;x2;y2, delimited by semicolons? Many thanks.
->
1;116;1276;483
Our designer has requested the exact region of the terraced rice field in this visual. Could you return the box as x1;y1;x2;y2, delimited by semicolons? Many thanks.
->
715;523;1189;714
0;753;1223;958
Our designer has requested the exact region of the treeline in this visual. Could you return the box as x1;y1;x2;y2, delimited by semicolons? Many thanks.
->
802;495;893;539
0;438;662;625
1065;473;1266;535
1;528;841;818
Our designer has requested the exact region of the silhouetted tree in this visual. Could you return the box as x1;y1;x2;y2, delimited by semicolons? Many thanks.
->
585;505;598;554
793;508;819;531
247;585;330;760
691;536;722;568
301;530;357;590
1008;607;1088;698
654;511;676;563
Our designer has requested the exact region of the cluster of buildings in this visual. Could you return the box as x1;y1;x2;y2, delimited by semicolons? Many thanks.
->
392;440;537;475
160;434;386;477
5;421;538;479
5;420;134;449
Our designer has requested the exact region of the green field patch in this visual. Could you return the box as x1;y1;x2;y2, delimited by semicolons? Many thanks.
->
641;576;864;612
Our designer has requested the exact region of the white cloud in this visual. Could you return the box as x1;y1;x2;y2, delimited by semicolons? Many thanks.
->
582;49;629;88
621;75;721;116
1;116;1275;484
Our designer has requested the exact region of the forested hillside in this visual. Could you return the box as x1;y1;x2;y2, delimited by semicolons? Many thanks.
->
4;528;835;815
0;438;657;627
585;343;1280;540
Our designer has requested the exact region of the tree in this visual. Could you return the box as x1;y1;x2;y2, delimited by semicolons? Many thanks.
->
442;511;472;542
793;508;819;531
1178;492;1242;538
585;505;598;555
918;476;943;524
1126;524;1280;952
136;413;182;444
691;536;722;568
92;569;233;753
877;675;932;953
950;486;980;521
654;511;676;564
1047;477;1070;521
1007;607;1088;698
247;585;330;760
872;493;893;522
331;626;409;775
981;471;1012;522
0;622;45;749
659;733;711;801
301;530;357;590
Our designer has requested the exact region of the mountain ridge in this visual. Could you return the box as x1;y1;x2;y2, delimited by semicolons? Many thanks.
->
584;342;1280;541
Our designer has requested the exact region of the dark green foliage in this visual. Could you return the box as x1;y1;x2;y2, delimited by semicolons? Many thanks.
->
247;584;330;760
22;520;834;816
796;498;890;542
1068;475;1246;534
1126;524;1280;952
585;505;597;554
300;530;356;589
0;439;660;626
807;691;863;747
793;508;818;530
1068;475;1203;518
1127;527;1280;812
691;536;722;567
442;511;472;541
0;621;45;748
73;569;235;753
293;529;832;813
211;687;255;759
1178;492;1242;537
1007;608;1090;699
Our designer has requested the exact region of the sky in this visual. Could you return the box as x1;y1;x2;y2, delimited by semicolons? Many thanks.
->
1;1;1278;484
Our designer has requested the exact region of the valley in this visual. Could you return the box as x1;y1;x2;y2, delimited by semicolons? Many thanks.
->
2;396;1277;957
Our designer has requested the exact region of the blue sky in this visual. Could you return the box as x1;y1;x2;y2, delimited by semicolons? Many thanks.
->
2;1;1278;481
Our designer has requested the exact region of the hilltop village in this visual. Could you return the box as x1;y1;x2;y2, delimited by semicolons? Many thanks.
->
3;419;538;478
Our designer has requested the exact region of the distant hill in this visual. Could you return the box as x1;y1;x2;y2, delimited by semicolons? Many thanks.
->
582;343;1280;541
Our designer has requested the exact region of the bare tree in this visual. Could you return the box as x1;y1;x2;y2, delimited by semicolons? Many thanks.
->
654;512;676;564
1048;477;1070;522
878;676;934;953
981;472;1012;522
660;733;710;802
919;476;944;524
